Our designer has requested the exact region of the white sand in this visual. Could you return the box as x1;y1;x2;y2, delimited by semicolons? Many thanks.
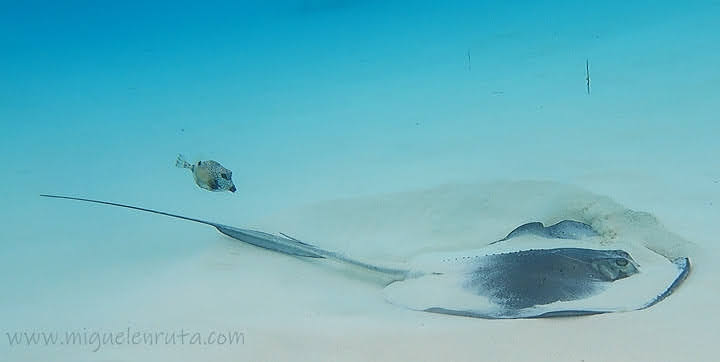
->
3;180;716;361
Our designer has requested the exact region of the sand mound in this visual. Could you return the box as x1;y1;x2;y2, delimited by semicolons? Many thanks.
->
261;181;694;261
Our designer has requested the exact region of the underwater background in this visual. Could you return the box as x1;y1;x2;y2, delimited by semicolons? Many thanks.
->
1;1;719;361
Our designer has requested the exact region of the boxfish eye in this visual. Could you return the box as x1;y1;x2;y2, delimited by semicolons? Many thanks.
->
220;173;229;180
615;258;628;267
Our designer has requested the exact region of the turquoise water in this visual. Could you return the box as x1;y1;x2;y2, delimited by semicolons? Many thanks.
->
2;1;719;361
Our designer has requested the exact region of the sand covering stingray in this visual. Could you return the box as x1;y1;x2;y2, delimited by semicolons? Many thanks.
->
42;181;693;319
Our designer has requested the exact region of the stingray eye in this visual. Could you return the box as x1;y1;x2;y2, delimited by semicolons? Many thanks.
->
615;258;629;267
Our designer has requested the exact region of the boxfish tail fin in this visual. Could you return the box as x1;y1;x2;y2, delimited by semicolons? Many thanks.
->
175;154;192;169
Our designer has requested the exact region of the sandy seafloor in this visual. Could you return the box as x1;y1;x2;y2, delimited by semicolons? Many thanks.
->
1;1;719;361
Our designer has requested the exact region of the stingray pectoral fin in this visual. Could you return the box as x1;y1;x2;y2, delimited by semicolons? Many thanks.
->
532;256;691;318
530;257;691;318
505;222;546;239
547;220;599;240
489;222;546;245
638;257;691;310
492;220;599;245
386;248;690;319
383;273;498;315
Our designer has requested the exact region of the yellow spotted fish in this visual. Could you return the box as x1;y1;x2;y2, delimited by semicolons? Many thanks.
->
176;154;236;193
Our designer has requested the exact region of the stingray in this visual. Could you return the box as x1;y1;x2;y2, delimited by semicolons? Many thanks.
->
40;194;691;319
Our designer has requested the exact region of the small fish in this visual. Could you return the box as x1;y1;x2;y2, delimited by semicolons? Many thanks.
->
176;154;237;193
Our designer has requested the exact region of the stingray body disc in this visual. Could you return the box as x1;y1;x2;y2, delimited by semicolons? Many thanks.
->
383;237;690;319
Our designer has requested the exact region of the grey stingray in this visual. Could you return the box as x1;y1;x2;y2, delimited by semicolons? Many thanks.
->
40;194;691;319
465;248;638;310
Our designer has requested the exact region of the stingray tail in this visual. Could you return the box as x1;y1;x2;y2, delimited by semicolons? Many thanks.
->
39;194;323;258
276;232;409;279
175;154;192;169
40;194;410;279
